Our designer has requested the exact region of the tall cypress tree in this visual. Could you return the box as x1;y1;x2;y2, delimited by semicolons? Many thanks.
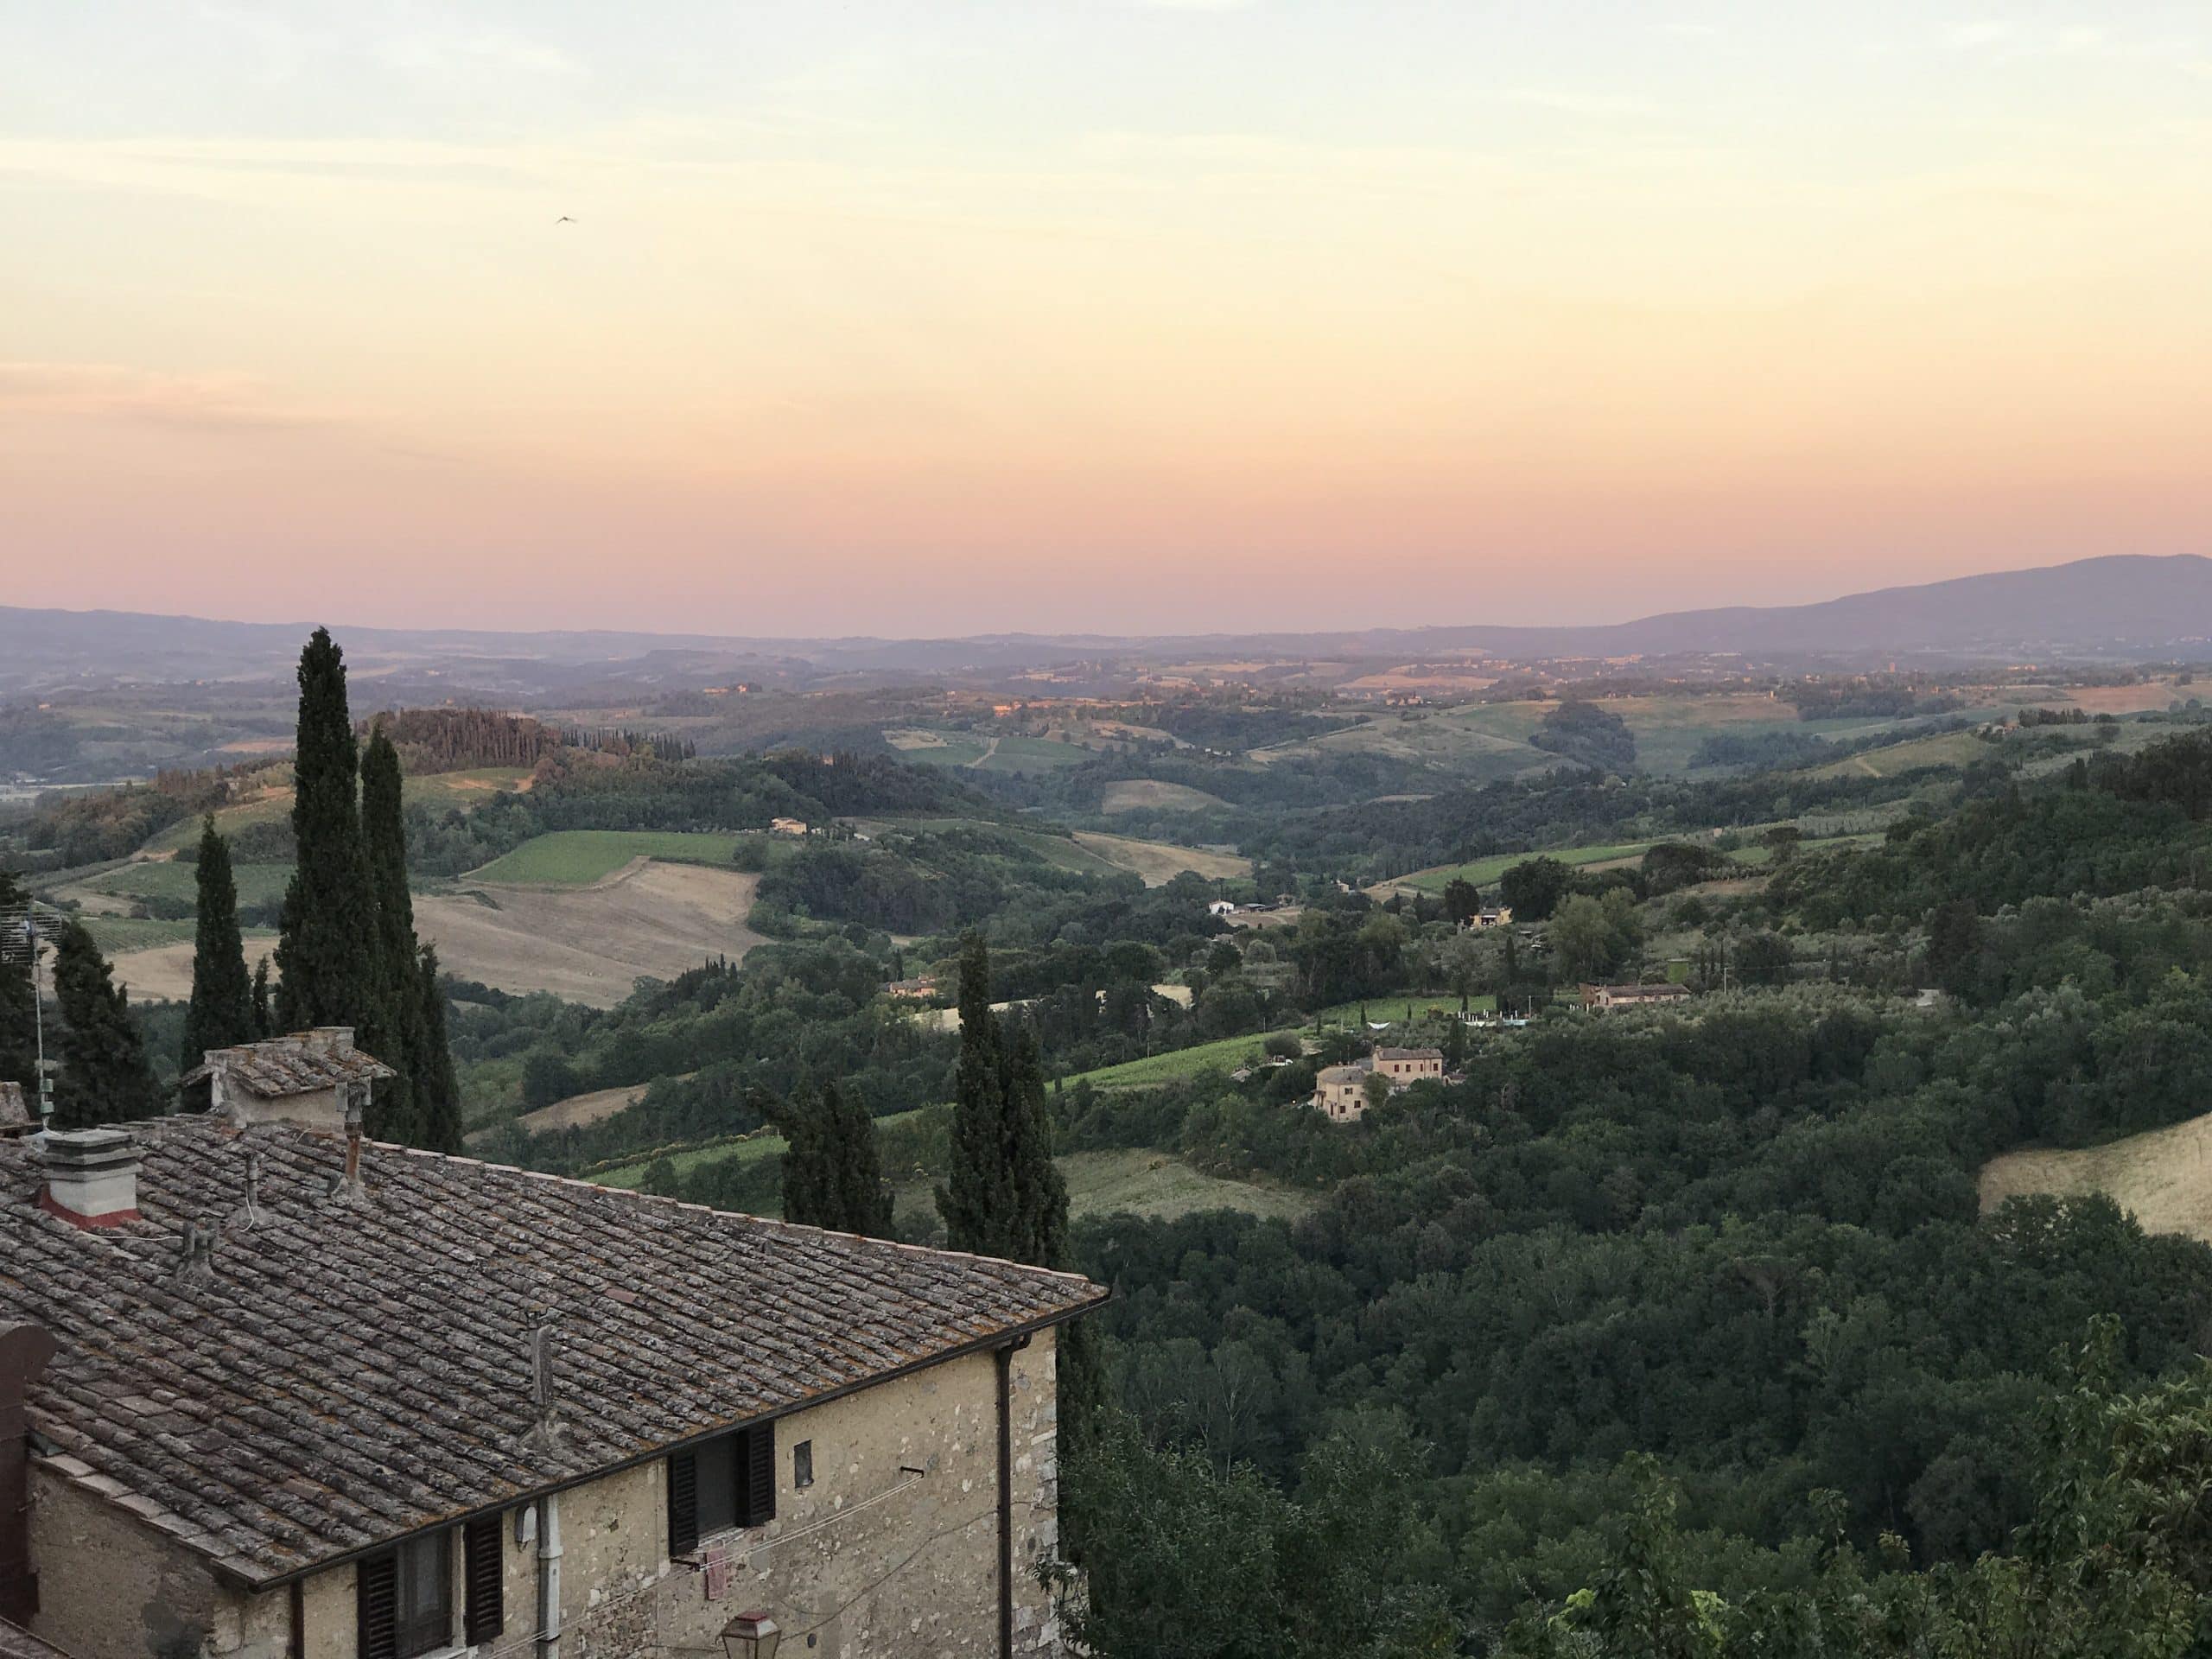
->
936;934;1067;1266
180;817;256;1068
827;1080;896;1237
276;628;372;1030
52;922;163;1128
358;725;423;1141
412;944;461;1153
250;957;274;1039
997;1022;1069;1268
771;1085;838;1229
774;1083;894;1235
938;933;1014;1255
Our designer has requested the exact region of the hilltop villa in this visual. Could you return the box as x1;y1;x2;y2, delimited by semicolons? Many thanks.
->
1308;1046;1446;1122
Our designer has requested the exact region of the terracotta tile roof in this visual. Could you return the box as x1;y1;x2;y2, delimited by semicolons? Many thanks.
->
0;1621;74;1659
179;1032;396;1096
1373;1046;1443;1061
0;1116;1104;1589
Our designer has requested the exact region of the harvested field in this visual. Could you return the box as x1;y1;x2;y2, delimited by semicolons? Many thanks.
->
1980;1113;2212;1243
1070;831;1249;886
111;933;277;1003
1099;779;1232;814
416;861;764;1006
111;861;764;1007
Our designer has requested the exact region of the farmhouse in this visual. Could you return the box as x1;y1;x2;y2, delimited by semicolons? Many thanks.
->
1308;1046;1445;1122
880;976;940;1001
1206;899;1236;918
768;817;810;837
1;1033;1104;1659
1459;906;1513;931
1580;981;1694;1012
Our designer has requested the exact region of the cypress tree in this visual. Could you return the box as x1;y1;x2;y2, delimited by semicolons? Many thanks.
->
938;933;1014;1256
180;817;255;1069
412;944;461;1153
358;725;423;1141
771;1086;838;1229
936;934;1067;1266
275;627;372;1031
250;957;274;1039
827;1080;895;1237
997;1022;1069;1267
52;922;163;1128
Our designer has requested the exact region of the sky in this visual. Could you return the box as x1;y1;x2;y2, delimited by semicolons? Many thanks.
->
4;1;2210;638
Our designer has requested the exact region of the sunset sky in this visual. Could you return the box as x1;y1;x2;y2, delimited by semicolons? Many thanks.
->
5;2;2210;636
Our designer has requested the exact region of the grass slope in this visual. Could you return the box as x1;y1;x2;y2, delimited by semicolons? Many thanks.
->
1980;1113;2212;1245
467;830;743;885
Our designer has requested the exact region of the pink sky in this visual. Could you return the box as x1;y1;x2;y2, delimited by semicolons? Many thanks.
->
5;3;2209;635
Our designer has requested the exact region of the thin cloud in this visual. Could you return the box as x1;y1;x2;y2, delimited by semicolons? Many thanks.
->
0;363;331;431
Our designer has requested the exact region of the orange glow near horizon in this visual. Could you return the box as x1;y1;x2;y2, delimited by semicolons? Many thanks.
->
4;4;2210;635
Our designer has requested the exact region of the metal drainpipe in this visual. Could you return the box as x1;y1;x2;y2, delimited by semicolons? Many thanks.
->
995;1333;1033;1659
536;1492;563;1659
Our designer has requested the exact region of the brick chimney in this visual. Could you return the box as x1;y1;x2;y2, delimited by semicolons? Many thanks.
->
37;1128;143;1229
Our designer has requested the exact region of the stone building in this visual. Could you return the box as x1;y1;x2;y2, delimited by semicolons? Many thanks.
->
1307;1046;1444;1122
0;1034;1105;1659
1580;981;1694;1012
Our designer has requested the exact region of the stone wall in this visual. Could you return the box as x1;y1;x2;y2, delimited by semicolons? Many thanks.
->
35;1331;1067;1659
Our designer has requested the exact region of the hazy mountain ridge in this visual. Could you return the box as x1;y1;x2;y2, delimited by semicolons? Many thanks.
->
5;555;2209;695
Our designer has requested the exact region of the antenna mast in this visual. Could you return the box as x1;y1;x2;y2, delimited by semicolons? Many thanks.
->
1;899;57;1128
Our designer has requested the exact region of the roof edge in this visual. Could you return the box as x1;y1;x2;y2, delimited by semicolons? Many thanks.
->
198;1287;1109;1592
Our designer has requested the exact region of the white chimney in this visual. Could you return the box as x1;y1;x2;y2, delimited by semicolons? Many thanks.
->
37;1129;143;1229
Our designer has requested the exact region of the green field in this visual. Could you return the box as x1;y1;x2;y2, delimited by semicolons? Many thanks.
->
1395;842;1662;894
1807;731;1991;780
73;860;294;906
887;729;992;767
974;734;1094;772
593;1122;1306;1224
467;830;745;885
850;816;1133;879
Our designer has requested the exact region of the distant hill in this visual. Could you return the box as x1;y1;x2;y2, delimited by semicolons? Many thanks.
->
4;555;2209;693
1407;554;2212;660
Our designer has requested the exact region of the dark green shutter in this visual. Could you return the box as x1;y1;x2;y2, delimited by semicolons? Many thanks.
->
668;1448;699;1554
462;1515;504;1644
357;1551;397;1659
739;1421;777;1528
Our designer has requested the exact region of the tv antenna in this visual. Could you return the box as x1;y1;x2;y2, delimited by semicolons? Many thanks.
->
0;899;60;1128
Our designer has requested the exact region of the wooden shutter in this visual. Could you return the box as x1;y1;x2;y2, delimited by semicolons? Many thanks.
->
462;1514;504;1645
668;1448;700;1556
738;1421;777;1528
357;1550;398;1659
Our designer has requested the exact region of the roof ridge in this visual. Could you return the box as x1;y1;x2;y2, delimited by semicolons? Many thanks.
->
386;1139;1105;1287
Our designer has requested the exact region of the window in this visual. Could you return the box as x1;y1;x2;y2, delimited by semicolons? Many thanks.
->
357;1529;453;1659
668;1421;776;1554
793;1440;814;1489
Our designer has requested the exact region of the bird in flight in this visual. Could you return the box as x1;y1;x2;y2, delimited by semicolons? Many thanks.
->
556;215;575;224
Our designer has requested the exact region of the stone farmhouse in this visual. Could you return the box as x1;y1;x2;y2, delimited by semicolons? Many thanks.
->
1580;981;1694;1012
0;1033;1105;1659
1307;1046;1445;1122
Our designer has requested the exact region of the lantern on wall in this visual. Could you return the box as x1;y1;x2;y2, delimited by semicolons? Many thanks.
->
719;1611;781;1659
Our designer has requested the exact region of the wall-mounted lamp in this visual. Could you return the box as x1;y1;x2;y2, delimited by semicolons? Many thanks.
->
719;1611;781;1659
